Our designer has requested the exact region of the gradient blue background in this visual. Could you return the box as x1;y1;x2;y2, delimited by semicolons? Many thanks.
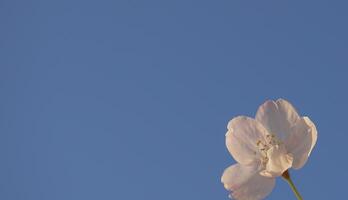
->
0;0;347;199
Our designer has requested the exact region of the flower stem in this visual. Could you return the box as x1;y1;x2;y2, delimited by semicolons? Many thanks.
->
282;170;303;200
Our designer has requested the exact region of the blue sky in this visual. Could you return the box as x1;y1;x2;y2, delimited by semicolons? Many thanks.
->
0;0;347;199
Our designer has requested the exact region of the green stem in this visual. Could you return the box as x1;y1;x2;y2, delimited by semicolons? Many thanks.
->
282;170;303;200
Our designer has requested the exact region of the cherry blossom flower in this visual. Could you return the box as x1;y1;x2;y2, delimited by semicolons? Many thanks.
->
221;99;317;200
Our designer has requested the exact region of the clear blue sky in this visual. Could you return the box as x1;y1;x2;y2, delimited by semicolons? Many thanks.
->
0;0;347;199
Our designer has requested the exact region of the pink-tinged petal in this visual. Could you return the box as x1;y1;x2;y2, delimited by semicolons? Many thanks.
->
221;163;258;191
303;117;318;156
285;117;317;169
260;145;293;178
221;164;275;200
226;116;269;165
255;99;300;140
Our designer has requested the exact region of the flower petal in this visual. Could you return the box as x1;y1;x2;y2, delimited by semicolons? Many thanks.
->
226;116;269;165
285;117;317;169
256;99;300;140
260;145;293;178
221;163;258;191
304;117;318;157
221;164;275;200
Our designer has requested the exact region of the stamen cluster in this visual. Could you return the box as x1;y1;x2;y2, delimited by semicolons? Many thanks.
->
256;134;281;167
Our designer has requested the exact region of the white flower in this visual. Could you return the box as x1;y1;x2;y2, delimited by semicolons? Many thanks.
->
221;99;317;200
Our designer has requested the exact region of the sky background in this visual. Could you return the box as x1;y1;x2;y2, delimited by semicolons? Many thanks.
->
0;0;347;199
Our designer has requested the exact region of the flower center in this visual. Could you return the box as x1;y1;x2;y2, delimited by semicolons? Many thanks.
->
256;134;293;178
256;134;282;168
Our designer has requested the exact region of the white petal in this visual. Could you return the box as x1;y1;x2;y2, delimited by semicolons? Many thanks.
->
221;164;275;200
226;116;269;165
285;117;317;169
255;99;300;140
260;145;293;178
221;163;258;191
304;117;318;156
